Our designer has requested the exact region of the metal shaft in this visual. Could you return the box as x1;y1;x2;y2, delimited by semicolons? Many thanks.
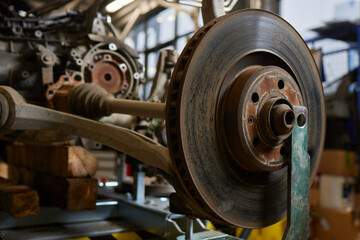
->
68;83;166;119
106;98;165;119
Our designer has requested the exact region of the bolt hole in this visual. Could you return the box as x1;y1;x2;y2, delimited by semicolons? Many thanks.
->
252;137;260;147
248;116;254;124
48;90;54;96
280;147;286;156
285;111;295;125
74;75;82;81
278;79;285;89
251;93;259;103
104;73;112;81
297;113;306;127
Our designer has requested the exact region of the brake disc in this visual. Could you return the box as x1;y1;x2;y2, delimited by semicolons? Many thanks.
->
166;10;325;228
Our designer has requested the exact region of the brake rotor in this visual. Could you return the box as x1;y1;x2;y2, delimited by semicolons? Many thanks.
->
166;10;325;228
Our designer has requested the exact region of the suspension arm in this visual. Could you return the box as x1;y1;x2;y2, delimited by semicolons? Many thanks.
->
0;86;173;174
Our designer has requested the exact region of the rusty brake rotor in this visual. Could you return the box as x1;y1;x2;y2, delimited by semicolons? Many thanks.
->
166;9;325;228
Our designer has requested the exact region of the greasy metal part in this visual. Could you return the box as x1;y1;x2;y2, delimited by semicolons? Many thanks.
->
147;50;178;103
37;45;58;85
283;106;310;240
68;83;165;119
166;9;325;227
0;86;172;174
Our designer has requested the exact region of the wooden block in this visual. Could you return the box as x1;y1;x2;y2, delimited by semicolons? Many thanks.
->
6;145;28;166
0;177;39;218
35;173;98;211
8;165;97;210
0;161;8;179
8;165;36;188
7;145;98;177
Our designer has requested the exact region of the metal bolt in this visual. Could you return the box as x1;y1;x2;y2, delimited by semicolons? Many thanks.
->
119;63;127;72
109;43;117;51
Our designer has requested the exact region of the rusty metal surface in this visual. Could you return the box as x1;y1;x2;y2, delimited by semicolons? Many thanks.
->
166;9;325;228
46;74;83;110
81;42;142;99
88;54;129;95
223;66;303;172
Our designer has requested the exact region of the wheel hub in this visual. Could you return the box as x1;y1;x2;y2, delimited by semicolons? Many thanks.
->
223;66;303;172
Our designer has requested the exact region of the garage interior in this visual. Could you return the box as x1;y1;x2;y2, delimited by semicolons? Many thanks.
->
0;0;359;239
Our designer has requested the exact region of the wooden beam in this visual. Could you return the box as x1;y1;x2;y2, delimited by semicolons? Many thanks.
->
8;166;98;211
6;145;98;177
0;178;39;218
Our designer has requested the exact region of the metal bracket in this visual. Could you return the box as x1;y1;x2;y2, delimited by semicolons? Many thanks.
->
283;106;310;240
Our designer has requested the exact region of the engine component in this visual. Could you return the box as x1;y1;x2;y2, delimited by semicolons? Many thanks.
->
0;10;143;107
166;9;325;228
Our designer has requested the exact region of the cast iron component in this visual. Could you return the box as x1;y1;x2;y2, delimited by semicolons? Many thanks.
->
166;9;325;228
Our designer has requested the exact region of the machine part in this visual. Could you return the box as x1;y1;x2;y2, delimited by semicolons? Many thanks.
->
283;106;310;240
46;74;83;109
0;86;172;174
133;170;145;203
0;10;142;107
223;66;302;172
37;45;59;85
82;42;142;99
147;49;178;103
166;10;325;227
68;83;165;119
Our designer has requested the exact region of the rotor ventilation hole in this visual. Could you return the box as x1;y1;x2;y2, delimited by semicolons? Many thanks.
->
251;93;259;103
104;73;112;81
278;79;285;89
252;136;260;147
297;113;306;127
